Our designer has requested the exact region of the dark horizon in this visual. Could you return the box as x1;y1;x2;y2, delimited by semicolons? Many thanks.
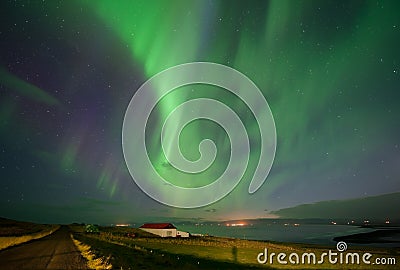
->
2;191;399;226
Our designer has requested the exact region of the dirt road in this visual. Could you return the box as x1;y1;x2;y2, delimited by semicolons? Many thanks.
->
0;226;87;269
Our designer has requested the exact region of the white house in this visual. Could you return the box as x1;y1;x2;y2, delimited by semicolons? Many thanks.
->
139;223;177;237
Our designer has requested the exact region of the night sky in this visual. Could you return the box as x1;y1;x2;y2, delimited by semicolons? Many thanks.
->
1;0;399;224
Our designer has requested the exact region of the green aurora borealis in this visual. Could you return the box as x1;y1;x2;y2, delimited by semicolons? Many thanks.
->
0;0;399;223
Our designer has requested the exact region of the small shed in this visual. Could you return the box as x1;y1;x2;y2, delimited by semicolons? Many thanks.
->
177;230;190;238
139;223;177;237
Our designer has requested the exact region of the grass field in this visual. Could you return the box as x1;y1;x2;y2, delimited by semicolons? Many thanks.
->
71;234;112;269
71;225;400;269
0;217;60;250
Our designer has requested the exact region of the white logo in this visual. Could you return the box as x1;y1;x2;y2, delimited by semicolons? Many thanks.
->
122;62;276;208
336;241;348;252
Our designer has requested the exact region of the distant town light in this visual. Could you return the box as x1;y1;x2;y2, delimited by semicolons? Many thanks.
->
226;222;246;227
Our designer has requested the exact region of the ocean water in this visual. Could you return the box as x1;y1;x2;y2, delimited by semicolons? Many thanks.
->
177;224;374;246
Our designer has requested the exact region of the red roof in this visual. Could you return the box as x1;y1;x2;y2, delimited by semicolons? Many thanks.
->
139;223;176;229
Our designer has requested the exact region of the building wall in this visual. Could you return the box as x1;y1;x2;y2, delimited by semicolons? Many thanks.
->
177;230;189;237
140;228;177;237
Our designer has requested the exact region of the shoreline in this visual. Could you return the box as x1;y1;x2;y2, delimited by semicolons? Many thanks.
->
333;228;400;247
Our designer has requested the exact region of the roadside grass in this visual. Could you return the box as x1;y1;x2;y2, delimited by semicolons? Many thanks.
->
71;225;400;269
72;233;268;269
0;224;60;250
0;217;53;237
71;234;112;269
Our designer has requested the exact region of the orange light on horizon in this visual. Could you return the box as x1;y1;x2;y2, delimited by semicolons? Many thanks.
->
226;222;246;227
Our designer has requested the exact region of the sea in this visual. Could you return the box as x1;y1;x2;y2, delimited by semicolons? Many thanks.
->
176;224;375;246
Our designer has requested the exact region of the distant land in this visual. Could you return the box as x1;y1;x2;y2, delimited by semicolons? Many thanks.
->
2;192;399;227
138;193;400;227
270;192;400;222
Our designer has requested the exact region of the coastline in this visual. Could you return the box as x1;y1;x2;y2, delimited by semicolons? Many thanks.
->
333;227;400;247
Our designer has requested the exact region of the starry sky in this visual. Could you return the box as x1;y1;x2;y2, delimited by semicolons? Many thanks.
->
0;0;399;224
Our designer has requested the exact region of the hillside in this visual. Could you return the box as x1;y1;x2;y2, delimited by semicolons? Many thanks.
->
271;192;400;221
